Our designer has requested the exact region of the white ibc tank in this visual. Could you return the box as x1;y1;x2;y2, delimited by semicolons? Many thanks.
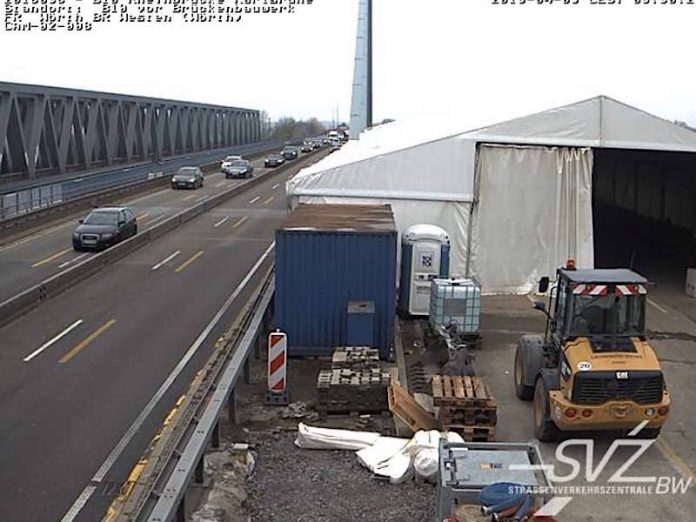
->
429;278;481;333
398;224;450;316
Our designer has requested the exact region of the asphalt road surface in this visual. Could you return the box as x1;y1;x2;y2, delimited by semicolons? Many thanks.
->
0;154;285;307
478;293;696;521
0;153;319;522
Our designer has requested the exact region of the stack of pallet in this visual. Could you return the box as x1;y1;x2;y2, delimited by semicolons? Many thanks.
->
331;346;380;370
432;375;497;441
316;348;390;415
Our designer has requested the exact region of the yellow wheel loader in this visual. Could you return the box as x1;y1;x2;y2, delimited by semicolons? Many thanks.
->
514;262;670;442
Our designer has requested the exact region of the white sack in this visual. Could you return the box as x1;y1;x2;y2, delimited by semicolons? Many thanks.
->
356;437;409;472
294;423;380;451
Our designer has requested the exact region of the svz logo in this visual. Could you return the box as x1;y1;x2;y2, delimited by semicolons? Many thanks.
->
420;253;433;268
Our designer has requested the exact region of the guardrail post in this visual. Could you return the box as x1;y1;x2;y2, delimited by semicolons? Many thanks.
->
177;498;186;522
211;420;221;449
195;456;204;484
228;387;238;425
243;355;251;385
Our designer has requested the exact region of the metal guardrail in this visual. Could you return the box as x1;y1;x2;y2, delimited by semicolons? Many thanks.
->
104;264;275;522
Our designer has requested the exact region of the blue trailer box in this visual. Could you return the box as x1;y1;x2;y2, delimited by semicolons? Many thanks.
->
275;204;397;359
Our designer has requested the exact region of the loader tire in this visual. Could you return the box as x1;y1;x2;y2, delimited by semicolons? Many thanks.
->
515;335;544;401
534;377;560;442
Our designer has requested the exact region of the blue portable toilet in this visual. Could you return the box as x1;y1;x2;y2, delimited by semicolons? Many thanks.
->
398;224;450;316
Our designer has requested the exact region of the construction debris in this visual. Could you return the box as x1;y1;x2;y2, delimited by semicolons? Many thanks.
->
316;367;391;414
331;346;381;370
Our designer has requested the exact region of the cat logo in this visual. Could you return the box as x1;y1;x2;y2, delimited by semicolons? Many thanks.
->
616;371;629;380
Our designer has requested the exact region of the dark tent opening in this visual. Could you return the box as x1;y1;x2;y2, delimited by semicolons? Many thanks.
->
592;148;696;289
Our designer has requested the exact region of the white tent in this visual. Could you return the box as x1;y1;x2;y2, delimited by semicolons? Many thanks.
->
287;96;696;294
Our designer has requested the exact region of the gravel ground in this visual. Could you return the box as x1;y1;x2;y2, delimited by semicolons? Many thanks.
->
246;432;436;522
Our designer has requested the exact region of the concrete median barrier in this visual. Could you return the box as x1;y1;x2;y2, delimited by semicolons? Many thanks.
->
0;150;324;329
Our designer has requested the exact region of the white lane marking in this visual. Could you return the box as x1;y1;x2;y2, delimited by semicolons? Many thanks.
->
216;181;227;188
272;183;279;189
152;250;181;270
213;216;230;228
23;319;83;362
195;195;209;203
58;252;89;269
60;485;97;522
648;298;669;314
60;242;276;521
249;196;260;205
143;214;167;228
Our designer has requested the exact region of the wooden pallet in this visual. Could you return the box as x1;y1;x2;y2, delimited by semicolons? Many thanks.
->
388;381;438;432
444;424;496;442
432;375;496;408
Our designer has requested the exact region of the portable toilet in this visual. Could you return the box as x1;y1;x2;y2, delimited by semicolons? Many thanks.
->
398;224;450;316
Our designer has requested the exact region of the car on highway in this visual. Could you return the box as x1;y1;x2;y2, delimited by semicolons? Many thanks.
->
330;142;342;153
223;159;254;179
171;166;204;189
221;155;242;171
300;142;313;153
264;153;286;168
72;206;137;251
312;140;323;149
281;146;299;161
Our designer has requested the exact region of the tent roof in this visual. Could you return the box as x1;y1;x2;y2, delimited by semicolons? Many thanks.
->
298;96;696;178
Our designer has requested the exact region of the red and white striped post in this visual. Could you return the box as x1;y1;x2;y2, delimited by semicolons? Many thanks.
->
266;330;289;405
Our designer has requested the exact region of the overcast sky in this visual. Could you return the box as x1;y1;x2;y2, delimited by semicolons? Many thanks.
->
1;0;695;128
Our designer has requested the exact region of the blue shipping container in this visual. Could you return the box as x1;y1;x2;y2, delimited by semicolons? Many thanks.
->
275;204;397;359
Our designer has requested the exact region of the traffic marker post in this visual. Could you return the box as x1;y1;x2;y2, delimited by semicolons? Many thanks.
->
266;330;289;405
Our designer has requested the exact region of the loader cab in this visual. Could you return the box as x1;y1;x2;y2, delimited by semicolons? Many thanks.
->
541;266;648;352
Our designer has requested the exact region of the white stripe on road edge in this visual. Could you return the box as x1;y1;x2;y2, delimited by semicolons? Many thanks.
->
195;195;209;203
24;319;83;362
249;196;260;204
60;486;97;522
58;252;89;269
648;298;669;314
143;214;167;228
272;183;279;189
59;242;276;522
213;216;230;228
216;181;227;188
152;250;181;270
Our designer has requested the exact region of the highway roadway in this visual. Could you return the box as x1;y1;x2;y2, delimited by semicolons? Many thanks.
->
0;151;322;522
0;154;284;309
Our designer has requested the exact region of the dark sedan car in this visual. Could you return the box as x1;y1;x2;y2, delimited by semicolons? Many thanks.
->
171;166;204;189
73;207;137;251
264;154;286;168
223;159;254;179
281;146;299;161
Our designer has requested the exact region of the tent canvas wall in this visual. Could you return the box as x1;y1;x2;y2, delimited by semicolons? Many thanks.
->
287;96;696;294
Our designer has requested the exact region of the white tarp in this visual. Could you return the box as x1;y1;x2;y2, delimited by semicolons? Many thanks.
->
287;96;696;293
470;145;594;294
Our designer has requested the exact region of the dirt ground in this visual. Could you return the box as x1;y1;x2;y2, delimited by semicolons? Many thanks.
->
217;356;437;522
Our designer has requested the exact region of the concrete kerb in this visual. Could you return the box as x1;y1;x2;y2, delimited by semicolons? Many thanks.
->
0;150;323;329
